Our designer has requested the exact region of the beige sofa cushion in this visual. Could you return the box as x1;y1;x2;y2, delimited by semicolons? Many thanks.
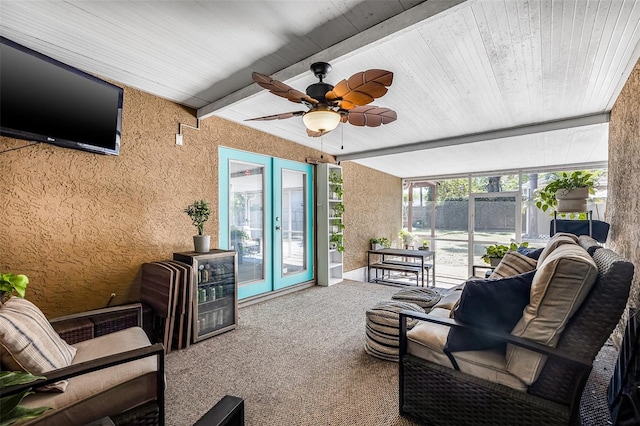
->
506;243;597;385
407;320;527;391
537;232;578;264
20;326;158;425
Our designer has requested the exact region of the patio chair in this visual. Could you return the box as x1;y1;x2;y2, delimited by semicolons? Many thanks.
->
0;301;165;425
399;239;634;425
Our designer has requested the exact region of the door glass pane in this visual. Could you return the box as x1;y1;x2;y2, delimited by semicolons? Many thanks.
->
229;160;264;285
281;169;307;276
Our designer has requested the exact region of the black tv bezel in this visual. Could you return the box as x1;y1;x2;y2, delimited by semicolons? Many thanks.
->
0;36;123;156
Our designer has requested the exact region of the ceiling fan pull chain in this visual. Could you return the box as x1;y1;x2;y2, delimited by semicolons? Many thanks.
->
341;122;344;150
320;135;324;159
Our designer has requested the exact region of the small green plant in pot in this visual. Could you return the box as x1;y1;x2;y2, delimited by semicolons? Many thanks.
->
0;272;29;303
399;229;414;247
481;242;529;266
330;233;345;253
184;200;212;253
369;237;391;250
535;170;600;214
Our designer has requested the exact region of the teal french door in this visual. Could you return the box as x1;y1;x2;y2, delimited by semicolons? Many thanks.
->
219;147;314;299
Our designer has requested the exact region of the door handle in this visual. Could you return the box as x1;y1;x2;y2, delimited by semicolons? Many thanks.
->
275;226;281;230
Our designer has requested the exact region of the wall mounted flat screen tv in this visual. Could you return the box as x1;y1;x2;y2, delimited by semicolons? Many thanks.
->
0;37;123;155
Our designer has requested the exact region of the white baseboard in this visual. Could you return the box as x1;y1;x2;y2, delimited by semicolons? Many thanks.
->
343;267;366;282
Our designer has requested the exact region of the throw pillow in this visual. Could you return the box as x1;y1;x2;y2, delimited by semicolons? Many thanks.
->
516;246;544;260
577;235;602;255
489;251;537;279
444;270;535;353
0;297;76;391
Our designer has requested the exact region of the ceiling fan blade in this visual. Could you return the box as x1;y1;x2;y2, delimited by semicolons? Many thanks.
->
306;128;327;138
325;69;393;109
345;106;397;127
245;111;305;121
252;72;318;105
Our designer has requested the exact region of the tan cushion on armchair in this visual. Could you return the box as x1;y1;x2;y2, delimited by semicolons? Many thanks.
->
407;320;527;391
506;243;597;385
20;326;157;425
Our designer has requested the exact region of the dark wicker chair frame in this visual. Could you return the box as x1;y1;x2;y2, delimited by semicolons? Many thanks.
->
399;247;635;426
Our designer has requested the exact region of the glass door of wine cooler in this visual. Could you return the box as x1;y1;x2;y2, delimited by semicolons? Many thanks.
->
174;249;238;343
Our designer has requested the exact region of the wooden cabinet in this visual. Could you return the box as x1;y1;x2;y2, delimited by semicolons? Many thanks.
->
173;249;238;342
317;163;344;286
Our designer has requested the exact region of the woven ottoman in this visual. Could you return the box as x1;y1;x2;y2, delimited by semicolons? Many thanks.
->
365;300;425;361
391;287;442;310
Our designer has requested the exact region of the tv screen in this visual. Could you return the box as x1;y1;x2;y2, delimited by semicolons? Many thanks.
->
0;37;123;155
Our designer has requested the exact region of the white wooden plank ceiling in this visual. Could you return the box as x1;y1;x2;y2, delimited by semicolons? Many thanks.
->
1;0;639;178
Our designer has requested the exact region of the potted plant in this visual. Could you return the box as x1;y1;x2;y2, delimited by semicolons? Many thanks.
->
329;171;344;200
328;171;343;186
184;199;212;253
0;272;29;303
369;237;391;250
230;227;249;243
481;242;529;266
399;229;414;248
419;239;430;251
331;202;345;218
330;233;345;252
535;171;599;213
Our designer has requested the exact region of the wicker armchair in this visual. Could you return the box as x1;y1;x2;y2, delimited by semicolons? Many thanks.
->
0;303;165;425
399;245;634;425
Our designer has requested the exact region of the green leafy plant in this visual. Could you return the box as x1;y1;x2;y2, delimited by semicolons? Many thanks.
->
332;202;345;218
0;273;29;302
369;237;391;248
399;229;413;244
230;227;249;241
328;171;343;185
0;371;50;426
481;242;529;264
330;233;345;252
184;200;211;235
534;171;600;213
329;171;344;199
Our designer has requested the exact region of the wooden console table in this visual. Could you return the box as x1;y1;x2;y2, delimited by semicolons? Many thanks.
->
367;248;435;287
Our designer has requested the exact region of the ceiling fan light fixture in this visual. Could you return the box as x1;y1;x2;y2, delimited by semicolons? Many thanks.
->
302;109;341;133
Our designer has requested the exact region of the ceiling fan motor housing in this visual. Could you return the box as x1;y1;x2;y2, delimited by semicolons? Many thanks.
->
306;82;334;104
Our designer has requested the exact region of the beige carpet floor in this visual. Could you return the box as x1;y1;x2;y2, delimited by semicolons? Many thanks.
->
164;280;616;425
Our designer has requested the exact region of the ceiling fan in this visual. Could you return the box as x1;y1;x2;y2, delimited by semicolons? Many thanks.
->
246;62;397;137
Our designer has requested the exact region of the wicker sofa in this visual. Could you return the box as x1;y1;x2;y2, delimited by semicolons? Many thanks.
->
399;234;635;425
0;302;165;425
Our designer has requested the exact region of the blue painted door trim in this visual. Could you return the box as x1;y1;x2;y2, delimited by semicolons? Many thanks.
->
219;147;314;299
273;158;314;289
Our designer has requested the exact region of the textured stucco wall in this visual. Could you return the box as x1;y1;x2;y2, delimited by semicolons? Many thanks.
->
341;162;402;271
608;58;640;346
0;83;400;317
